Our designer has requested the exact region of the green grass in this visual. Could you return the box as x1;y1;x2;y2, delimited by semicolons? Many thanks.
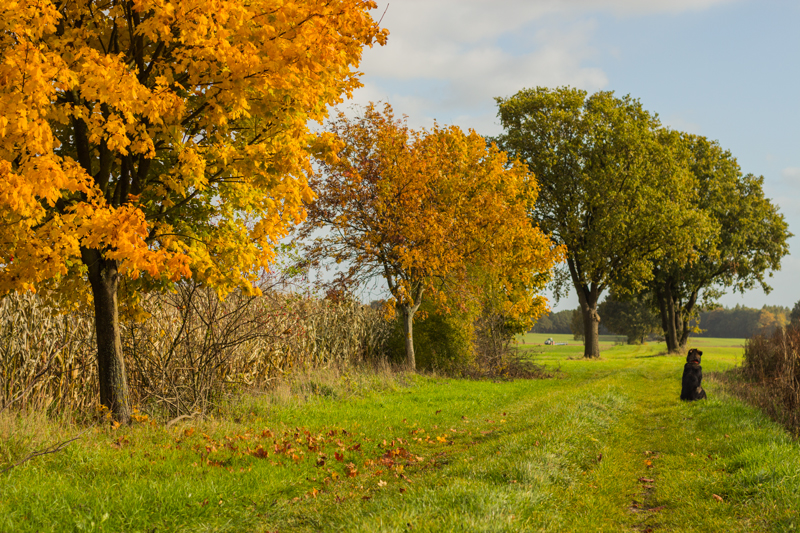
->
1;339;799;532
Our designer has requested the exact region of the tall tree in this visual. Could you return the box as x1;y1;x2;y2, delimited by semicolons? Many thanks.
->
647;134;790;351
301;103;561;370
0;0;387;421
494;87;700;358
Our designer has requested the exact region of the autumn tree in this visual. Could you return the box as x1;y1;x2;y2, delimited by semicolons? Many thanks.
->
646;134;790;351
494;87;701;358
301;103;561;370
0;0;387;421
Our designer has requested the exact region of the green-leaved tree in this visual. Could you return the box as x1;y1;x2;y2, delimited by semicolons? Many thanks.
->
494;87;700;358
646;134;790;351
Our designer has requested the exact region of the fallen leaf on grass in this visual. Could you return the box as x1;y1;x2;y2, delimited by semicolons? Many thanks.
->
638;477;654;483
713;494;724;502
377;480;387;487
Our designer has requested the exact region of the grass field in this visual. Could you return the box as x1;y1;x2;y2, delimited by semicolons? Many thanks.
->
2;336;798;532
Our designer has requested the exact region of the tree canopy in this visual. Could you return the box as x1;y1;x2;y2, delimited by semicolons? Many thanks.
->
494;86;701;358
301;103;562;369
0;0;387;420
646;134;790;351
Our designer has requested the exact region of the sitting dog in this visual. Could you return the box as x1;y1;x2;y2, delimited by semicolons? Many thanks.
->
680;348;707;401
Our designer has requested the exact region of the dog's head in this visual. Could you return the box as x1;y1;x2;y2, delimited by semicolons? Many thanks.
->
686;348;703;364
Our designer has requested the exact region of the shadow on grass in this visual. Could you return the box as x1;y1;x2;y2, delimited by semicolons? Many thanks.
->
631;352;671;359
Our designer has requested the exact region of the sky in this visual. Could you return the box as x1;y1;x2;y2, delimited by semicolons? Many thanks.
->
340;0;800;312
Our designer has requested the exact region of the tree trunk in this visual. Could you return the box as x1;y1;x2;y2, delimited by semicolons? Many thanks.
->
678;289;699;349
400;304;420;371
664;284;680;353
581;304;601;358
567;258;602;358
656;288;670;343
679;316;691;348
82;248;131;423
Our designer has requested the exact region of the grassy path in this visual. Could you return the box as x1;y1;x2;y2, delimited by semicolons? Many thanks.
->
2;336;799;531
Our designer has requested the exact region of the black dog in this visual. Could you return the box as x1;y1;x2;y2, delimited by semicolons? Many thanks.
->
680;348;707;401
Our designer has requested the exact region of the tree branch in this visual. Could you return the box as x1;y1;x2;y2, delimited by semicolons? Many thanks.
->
0;430;89;474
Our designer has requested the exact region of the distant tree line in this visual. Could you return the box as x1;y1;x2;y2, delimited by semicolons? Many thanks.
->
530;309;610;336
533;301;799;342
696;305;791;339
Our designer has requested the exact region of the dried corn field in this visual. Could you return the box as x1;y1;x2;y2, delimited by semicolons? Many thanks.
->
0;285;392;418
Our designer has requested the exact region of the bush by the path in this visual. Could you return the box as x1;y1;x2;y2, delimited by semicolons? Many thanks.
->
736;322;800;434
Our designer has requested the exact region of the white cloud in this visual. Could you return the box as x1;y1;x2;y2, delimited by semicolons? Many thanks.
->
563;0;737;15
345;0;736;133
369;1;737;46
349;8;609;133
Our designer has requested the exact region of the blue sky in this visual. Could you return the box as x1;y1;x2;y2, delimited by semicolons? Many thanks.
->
344;0;799;312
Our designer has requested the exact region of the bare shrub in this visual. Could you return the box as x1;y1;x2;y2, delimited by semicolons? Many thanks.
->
124;284;392;417
736;323;800;433
470;307;550;380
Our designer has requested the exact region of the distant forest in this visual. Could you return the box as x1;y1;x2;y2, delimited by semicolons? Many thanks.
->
695;305;791;338
530;309;611;336
532;304;793;339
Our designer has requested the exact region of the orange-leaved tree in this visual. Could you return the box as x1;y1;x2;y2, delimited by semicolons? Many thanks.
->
0;0;387;421
301;103;562;370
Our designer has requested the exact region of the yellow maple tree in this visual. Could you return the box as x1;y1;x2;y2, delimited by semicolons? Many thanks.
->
302;103;562;369
0;0;387;421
